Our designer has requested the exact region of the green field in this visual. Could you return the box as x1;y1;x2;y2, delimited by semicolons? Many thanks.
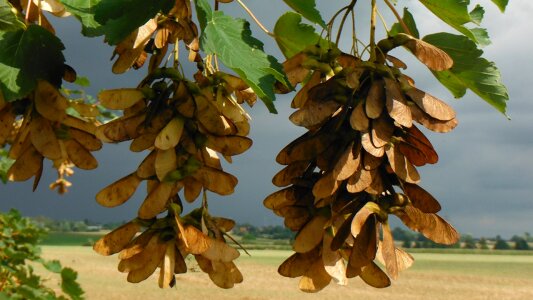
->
40;232;105;246
37;246;533;300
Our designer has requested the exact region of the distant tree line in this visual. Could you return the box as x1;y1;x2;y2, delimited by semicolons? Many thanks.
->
232;223;296;241
24;216;532;250
393;227;530;251
30;216;126;232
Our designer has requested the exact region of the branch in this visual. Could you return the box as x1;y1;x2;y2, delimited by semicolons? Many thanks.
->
383;0;412;36
370;0;377;60
236;0;274;37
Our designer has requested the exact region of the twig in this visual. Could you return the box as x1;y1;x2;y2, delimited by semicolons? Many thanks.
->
25;0;32;23
236;0;274;37
37;0;42;26
335;0;358;45
376;8;389;32
383;0;412;36
370;0;378;61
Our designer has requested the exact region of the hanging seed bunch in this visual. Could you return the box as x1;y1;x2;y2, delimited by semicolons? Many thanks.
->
93;64;253;288
110;0;200;75
93;206;243;289
265;36;461;292
3;80;101;194
1;1;101;194
88;0;258;289
95;69;252;215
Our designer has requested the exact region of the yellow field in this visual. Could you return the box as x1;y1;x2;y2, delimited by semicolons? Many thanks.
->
39;246;533;300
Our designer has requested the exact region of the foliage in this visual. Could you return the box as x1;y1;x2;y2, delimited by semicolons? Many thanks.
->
0;209;84;299
461;234;477;249
494;235;511;250
0;0;513;295
0;148;13;183
478;237;489;250
511;235;530;251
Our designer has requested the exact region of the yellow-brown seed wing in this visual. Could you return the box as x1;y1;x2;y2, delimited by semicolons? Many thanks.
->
93;222;140;256
96;173;142;207
293;215;328;253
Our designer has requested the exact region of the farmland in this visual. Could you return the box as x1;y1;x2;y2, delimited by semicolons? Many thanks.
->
38;246;533;300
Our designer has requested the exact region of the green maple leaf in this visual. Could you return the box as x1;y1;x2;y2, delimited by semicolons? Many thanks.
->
60;0;105;37
93;0;174;45
424;33;509;115
0;0;25;32
418;0;490;46
0;25;65;101
274;12;329;58
282;0;327;29
196;0;290;113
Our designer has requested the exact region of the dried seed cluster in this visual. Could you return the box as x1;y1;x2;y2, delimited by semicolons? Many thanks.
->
1;80;101;194
93;69;253;288
265;42;460;292
94;209;242;289
90;0;255;289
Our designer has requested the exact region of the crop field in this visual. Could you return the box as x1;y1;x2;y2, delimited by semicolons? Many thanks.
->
37;246;533;300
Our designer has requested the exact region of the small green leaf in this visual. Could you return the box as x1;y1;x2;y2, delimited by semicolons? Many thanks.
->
274;12;327;58
1;148;14;184
423;33;509;115
0;0;25;31
61;0;105;37
94;0;174;45
74;76;91;87
490;0;509;12
0;25;66;101
61;268;84;300
418;0;490;46
389;8;419;39
200;8;290;113
469;5;485;26
282;0;327;29
194;0;212;32
41;260;62;274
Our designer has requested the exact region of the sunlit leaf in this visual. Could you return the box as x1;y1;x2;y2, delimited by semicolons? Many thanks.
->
274;12;326;58
61;268;84;300
198;1;290;113
0;0;25;31
94;0;173;45
0;25;65;101
61;0;105;36
389;8;419;38
282;0;327;28
418;0;490;45
423;33;509;115
490;0;509;12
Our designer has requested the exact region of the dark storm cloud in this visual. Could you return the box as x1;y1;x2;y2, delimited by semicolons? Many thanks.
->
1;1;532;237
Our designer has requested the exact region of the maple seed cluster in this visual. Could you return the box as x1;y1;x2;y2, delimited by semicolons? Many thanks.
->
265;39;460;292
1;80;101;194
92;68;253;288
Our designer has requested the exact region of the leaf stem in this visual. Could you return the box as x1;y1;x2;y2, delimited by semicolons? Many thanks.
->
370;0;377;61
37;0;42;26
24;0;32;23
235;0;274;37
383;0;412;36
335;0;358;45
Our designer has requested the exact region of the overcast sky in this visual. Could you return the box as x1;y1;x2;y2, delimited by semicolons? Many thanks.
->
1;1;532;238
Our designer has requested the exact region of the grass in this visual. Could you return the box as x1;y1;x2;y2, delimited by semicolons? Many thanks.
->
40;231;105;246
36;246;533;300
